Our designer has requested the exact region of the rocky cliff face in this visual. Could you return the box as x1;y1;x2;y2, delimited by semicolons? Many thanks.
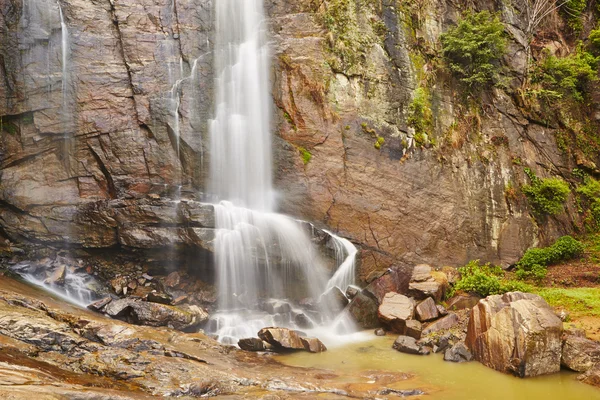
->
1;0;597;281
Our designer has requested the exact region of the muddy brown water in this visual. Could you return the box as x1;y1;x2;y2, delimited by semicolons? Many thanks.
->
277;335;600;399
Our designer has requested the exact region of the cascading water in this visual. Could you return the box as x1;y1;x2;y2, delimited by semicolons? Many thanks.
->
207;0;360;345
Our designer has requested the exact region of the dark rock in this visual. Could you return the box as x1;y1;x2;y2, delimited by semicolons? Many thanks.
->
348;290;380;329
422;313;459;336
374;328;386;336
263;299;292;314
238;338;265;352
579;364;600;388
393;335;430;355
320;286;349;314
294;313;314;329
444;342;473;363
364;265;413;303
377;292;414;333
562;335;600;372
87;297;112;313
415;297;439;322
145;291;172;305
379;388;425;396
466;292;562;378
405;320;422;340
345;285;360;299
436;332;459;353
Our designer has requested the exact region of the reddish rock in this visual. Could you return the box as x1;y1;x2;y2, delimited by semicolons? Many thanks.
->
164;272;181;288
466;292;562;378
364;265;413;303
377;292;414;333
422;313;459;336
415;297;439;322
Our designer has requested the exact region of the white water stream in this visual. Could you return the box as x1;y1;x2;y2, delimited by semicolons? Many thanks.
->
207;0;360;344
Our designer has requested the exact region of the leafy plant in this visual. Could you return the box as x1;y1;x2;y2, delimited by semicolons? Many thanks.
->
407;87;433;147
531;46;598;102
298;147;312;165
522;168;570;215
440;11;507;89
560;0;586;31
516;235;584;280
577;177;600;228
374;136;385;150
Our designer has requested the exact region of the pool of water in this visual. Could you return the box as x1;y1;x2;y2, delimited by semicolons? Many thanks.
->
277;334;600;400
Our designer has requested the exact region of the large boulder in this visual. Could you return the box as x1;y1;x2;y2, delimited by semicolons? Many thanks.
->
415;297;439;322
257;327;327;353
364;265;413;303
579;364;600;388
377;292;414;333
466;292;562;378
319;286;349;314
562;334;600;372
348;290;380;329
421;313;459;336
444;342;473;363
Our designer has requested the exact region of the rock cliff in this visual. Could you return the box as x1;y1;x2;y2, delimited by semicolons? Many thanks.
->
2;0;599;281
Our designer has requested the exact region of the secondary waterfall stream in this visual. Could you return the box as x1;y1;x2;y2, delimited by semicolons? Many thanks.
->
207;0;358;344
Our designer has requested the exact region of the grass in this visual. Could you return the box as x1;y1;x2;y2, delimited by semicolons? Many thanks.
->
532;287;600;318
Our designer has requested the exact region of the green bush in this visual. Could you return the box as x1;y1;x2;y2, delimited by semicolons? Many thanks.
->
522;169;570;215
516;235;584;281
450;260;533;297
590;27;600;52
560;0;586;32
440;11;507;89
532;46;598;102
577;177;600;228
407;87;433;147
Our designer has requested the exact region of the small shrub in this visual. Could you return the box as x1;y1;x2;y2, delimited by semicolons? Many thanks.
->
407;87;433;147
577;177;600;228
451;260;503;297
516;235;584;281
532;46;598;102
560;0;586;32
440;11;507;89
374;136;385;150
522;169;570;215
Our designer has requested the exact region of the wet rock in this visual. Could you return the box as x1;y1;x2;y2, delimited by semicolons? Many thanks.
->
393;335;430;355
145;291;172;305
238;338;266;352
562;335;600;372
164;271;181;288
294;313;314;329
348;290;380;329
374;328;386;336
300;337;327;353
466;292;562;377
446;294;481;311
104;298;208;331
320;286;349;314
258;327;305;351
345;285;360;299
87;297;112;313
444;342;473;363
405;320;422;340
422;313;459;336
579;364;600;388
364;265;413;303
379;388;425;397
435;332;459;353
378;292;414;333
415;297;439;322
45;265;66;285
263;299;292;314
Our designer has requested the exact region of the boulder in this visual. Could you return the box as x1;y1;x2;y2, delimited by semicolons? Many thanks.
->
444;342;473;363
446;294;481;311
422;313;459;336
263;299;292;314
300;337;327;353
562;335;600;372
45;265;66;285
145;291;172;305
319;286;349;314
579;364;600;388
294;313;314;329
392;335;430;355
238;338;266;352
110;276;129;295
466;292;562;378
257;327;306;351
164;271;181;288
408;281;443;302
374;328;386;336
348;290;380;329
87;297;112;312
364;265;413;303
345;285;360;299
415;297;439;322
411;265;432;282
436;304;448;317
405;320;422;340
377;292;414;333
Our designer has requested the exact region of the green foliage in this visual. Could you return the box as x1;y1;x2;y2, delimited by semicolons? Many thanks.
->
560;0;586;32
532;46;599;102
533;287;600;317
590;26;600;52
374;136;385;150
298;147;312;165
577;177;600;228
451;260;503;297
440;11;507;89
516;236;584;281
522;168;570;215
407;87;433;147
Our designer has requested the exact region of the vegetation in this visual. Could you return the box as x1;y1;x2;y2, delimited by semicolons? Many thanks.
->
440;11;507;90
522;168;570;215
298;147;312;165
531;46;599;102
449;260;532;298
577;177;600;229
407;87;433;147
560;0;586;31
374;136;385;150
533;287;600;317
516;235;584;280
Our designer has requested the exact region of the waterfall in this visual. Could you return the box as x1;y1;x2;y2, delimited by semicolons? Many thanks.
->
207;0;359;344
324;230;358;292
57;1;68;102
